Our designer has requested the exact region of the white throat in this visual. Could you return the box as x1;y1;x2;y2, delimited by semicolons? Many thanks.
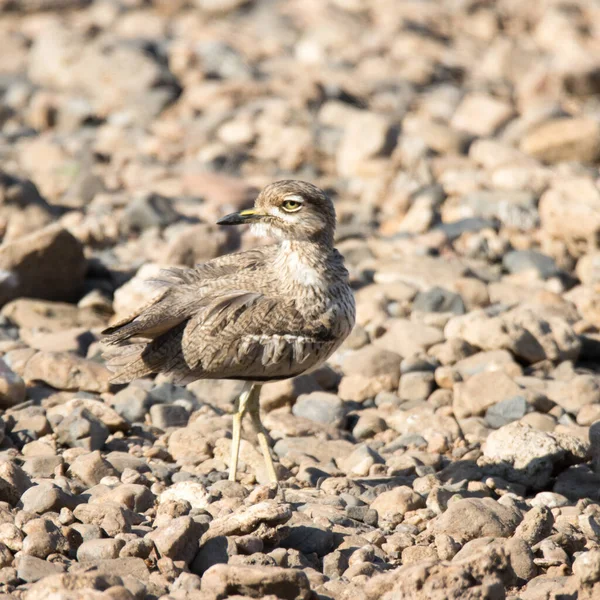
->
277;240;324;288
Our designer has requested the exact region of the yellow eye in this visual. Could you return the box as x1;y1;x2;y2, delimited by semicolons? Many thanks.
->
281;199;303;212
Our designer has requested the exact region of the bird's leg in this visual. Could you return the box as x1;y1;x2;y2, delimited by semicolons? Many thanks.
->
248;384;278;484
229;381;253;482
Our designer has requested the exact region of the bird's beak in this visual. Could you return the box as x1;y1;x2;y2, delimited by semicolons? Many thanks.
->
216;208;264;226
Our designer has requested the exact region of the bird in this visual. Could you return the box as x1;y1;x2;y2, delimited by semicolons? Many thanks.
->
101;180;356;484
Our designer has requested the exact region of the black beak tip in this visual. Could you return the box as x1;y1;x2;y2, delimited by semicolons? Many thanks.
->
216;213;241;226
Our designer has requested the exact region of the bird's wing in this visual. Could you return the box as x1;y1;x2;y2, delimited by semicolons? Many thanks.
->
176;290;338;381
101;247;276;345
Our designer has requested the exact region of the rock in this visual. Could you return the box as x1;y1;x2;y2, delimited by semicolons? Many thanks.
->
451;93;514;136
337;110;397;177
73;502;132;537
413;287;465;315
28;24;179;123
16;555;64;583
0;358;25;409
520;117;600;163
121;193;180;233
370;486;425;526
281;523;335;557
374;319;444;357
205;501;291;541
20;482;76;514
573;549;600;585
453;371;524;419
24;352;111;393
514;506;554;546
0;461;31;506
503;250;559;279
158;482;210;511
192;535;237;576
292;392;346;427
201;564;311;600
430;498;522;542
167;426;212;466
338;445;385;477
77;538;126;562
0;225;86;306
50;406;109;451
399;371;435;401
364;542;509;600
24;572;125;600
149;403;189;429
485;395;528;428
147;516;205;565
453;537;536;586
539;177;600;243
112;385;152;423
481;422;590;489
338;345;402;402
68;451;118;487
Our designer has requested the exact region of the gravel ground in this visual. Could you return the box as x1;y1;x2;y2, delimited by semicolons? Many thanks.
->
0;1;600;599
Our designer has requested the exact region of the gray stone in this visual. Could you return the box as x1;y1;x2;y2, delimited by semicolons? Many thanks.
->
112;386;153;423
485;395;527;428
149;403;189;429
51;406;109;451
413;287;465;315
503;250;559;279
292;392;347;427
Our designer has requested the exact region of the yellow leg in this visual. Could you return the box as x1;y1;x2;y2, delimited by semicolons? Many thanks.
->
248;385;278;484
229;382;253;482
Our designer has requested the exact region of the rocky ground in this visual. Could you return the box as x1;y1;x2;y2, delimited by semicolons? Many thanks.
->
0;0;599;599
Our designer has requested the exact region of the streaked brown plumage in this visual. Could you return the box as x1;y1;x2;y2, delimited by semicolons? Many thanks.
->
101;180;355;483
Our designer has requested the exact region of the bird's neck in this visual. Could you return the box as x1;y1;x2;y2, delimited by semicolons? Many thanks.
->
280;239;332;261
275;239;333;290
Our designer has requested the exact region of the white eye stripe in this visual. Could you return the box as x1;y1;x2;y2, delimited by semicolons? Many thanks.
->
281;195;304;213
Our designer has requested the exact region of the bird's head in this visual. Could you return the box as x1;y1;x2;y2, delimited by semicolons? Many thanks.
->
217;180;336;246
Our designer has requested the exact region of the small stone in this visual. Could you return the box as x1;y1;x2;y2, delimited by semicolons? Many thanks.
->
514;506;554;546
50;406;109;451
77;538;126;562
149;404;189;429
503;250;559;279
68;451;118;487
413;287;465;315
73;502;132;537
485;395;527;428
292;392;347;427
399;372;435;401
147;516;206;565
121;193;180;233
370;486;425;526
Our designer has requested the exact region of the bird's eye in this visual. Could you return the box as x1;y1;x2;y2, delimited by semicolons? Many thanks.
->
281;199;303;212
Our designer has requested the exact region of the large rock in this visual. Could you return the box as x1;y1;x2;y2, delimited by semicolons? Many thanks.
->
481;422;590;489
23;351;111;393
364;543;510;600
0;225;86;306
202;564;311;600
520;117;600;163
430;498;522;542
